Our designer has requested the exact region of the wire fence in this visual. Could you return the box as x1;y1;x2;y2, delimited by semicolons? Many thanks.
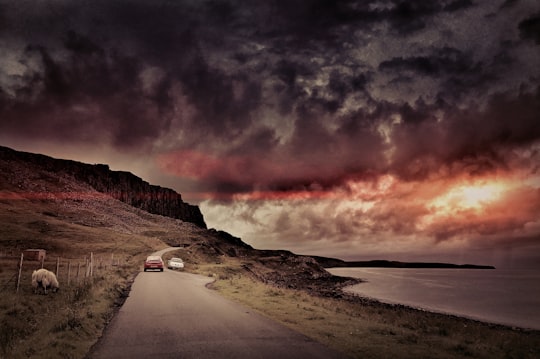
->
0;252;125;293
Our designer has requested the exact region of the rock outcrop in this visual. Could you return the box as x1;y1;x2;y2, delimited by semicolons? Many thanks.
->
0;145;355;295
0;146;206;228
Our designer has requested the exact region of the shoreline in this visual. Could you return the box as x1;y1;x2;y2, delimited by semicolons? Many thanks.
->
326;267;540;332
209;265;540;359
340;290;540;333
310;278;540;334
278;268;539;333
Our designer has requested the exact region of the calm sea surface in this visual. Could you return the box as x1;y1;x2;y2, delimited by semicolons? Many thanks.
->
327;267;540;330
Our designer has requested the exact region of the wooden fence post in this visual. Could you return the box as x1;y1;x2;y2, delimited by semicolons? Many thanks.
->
16;253;24;293
85;258;89;278
56;257;60;277
90;252;94;278
77;262;81;284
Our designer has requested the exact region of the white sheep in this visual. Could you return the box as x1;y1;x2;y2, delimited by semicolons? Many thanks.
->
31;268;59;294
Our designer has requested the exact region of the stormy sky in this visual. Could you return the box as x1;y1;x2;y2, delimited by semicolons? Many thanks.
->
1;0;539;268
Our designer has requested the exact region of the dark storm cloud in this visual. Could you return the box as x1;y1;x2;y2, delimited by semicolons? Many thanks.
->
519;13;540;44
252;0;475;38
389;87;540;180
0;0;260;148
500;0;520;9
378;47;477;77
0;34;169;148
381;2;463;34
1;0;539;193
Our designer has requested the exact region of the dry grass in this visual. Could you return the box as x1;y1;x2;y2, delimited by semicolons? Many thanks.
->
200;260;540;359
0;257;136;359
0;194;180;359
2;191;539;358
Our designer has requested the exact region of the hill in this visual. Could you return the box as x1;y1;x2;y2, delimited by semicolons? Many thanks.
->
0;145;493;292
0;145;357;358
0;145;205;228
0;145;354;292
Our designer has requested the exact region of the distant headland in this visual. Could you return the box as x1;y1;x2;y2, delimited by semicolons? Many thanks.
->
311;257;495;269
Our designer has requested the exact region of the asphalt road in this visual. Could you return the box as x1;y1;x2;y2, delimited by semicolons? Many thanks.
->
88;248;347;359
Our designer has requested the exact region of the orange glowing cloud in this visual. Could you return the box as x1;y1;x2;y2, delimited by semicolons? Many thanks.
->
428;181;508;213
415;173;540;239
155;149;279;188
180;174;398;202
155;149;352;193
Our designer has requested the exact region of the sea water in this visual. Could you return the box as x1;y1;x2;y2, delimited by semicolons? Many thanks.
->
327;267;540;330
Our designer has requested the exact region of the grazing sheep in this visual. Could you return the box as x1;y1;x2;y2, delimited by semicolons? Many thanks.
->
31;268;59;294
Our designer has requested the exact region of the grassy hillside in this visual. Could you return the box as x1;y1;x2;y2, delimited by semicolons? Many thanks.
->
0;192;199;358
0;152;214;358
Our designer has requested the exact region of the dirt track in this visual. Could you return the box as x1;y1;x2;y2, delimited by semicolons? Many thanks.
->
87;248;347;359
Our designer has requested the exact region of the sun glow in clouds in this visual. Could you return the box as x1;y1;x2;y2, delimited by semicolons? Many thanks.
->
416;178;513;231
431;182;507;211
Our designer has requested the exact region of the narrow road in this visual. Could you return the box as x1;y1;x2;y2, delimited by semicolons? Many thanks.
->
88;248;347;359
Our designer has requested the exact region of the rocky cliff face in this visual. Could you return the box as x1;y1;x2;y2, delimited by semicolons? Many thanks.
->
0;146;206;228
1;145;357;296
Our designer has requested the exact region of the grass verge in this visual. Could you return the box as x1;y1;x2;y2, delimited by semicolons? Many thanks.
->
197;260;540;359
0;193;174;358
0;256;142;359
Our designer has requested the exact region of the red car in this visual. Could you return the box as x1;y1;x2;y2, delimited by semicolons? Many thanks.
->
144;255;164;272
